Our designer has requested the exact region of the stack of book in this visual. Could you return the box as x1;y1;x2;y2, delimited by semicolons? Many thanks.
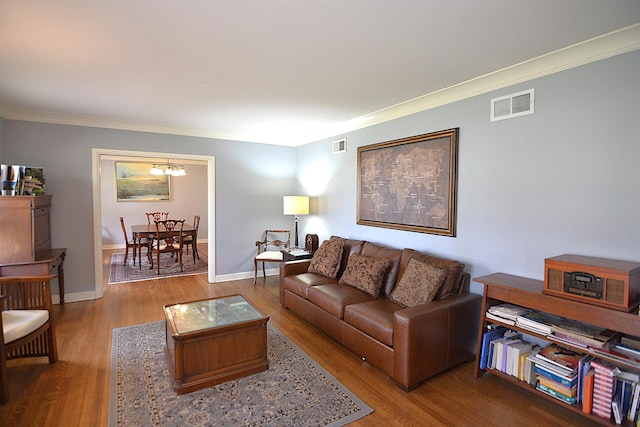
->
590;337;640;370
515;310;564;335
532;344;586;405
485;303;531;326
551;317;618;350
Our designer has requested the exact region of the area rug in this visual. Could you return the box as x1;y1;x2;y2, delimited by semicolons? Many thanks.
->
109;321;373;426
108;252;207;284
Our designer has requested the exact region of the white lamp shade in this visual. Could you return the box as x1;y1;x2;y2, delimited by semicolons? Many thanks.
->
283;196;309;215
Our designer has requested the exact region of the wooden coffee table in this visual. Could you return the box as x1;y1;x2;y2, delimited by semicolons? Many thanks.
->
163;294;269;394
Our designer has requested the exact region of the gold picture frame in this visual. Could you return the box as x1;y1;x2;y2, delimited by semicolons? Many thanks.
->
116;162;170;202
357;128;459;236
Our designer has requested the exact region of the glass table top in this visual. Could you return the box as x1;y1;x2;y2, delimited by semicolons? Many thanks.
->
165;295;265;335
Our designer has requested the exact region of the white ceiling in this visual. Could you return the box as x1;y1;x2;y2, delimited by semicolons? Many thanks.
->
1;1;639;146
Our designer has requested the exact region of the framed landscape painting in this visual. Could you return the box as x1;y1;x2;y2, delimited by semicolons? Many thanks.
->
116;162;170;202
357;128;459;236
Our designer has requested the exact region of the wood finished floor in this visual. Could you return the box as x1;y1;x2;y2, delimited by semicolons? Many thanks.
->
0;246;601;426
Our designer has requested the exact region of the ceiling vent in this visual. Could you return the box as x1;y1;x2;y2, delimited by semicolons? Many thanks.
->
490;88;534;122
332;138;346;154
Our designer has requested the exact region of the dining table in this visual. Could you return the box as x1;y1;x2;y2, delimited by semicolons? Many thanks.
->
131;223;198;269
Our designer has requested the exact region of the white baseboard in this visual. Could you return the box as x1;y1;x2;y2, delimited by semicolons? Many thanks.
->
215;267;279;283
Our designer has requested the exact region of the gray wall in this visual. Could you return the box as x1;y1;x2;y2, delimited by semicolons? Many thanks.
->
2;50;638;300
100;159;208;247
3;124;296;299
0;116;4;163
296;51;640;294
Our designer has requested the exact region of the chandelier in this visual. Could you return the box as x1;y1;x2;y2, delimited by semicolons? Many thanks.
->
150;162;186;176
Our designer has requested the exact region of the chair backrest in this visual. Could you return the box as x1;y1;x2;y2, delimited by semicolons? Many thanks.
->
119;216;129;242
154;219;185;247
193;215;200;230
257;229;290;254
146;212;169;224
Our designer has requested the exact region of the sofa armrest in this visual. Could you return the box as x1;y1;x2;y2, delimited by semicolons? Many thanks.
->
279;260;312;306
392;292;482;390
280;259;312;276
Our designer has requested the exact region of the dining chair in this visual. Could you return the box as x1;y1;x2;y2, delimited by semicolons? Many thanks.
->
254;229;290;284
149;219;185;275
119;217;138;265
0;275;58;403
182;215;200;264
146;212;169;224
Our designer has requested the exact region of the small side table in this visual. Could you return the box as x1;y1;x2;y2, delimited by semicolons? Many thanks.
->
281;249;313;261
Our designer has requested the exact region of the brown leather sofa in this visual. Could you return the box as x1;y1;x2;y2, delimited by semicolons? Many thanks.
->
280;237;482;390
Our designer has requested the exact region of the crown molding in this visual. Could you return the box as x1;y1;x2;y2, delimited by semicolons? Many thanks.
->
335;24;640;137
2;24;639;146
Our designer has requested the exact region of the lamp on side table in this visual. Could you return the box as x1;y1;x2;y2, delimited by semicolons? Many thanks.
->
283;196;309;248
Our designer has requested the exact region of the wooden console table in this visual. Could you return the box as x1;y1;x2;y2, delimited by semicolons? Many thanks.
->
0;248;67;304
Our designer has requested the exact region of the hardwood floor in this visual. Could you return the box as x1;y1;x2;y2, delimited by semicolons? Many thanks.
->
0;247;600;426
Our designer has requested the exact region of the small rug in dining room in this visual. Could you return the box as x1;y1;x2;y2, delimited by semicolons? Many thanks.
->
109;321;373;427
108;252;207;284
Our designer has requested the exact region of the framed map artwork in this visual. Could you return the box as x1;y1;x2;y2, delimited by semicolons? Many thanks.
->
357;128;459;236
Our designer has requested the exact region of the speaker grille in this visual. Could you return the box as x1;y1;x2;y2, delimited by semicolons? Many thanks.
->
606;279;625;304
547;269;563;291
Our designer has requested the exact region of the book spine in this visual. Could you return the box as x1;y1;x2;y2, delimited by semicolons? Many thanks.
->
534;365;577;387
537;377;576;397
536;382;577;405
583;369;595;414
479;328;506;370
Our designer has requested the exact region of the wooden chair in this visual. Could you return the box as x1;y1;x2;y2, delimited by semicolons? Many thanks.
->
149;219;185;275
0;275;58;403
146;212;169;224
254;229;290;284
182;215;200;264
119;217;139;265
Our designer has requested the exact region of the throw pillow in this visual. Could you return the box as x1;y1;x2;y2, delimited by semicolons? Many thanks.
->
308;237;345;279
339;253;389;298
390;258;447;307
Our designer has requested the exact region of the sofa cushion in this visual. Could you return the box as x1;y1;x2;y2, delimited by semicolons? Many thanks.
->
339;253;389;298
361;242;403;298
390;258;446;307
283;272;340;299
344;299;403;347
399;249;465;300
334;237;365;278
308;236;345;279
308;284;373;319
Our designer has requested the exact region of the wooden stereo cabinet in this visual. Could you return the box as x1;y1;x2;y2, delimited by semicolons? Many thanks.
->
474;272;640;426
543;254;640;312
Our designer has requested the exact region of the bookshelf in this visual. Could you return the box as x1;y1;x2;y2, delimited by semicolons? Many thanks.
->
474;272;640;426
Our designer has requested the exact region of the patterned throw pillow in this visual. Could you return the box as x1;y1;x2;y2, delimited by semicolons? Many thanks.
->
339;253;390;298
390;258;447;307
308;237;345;279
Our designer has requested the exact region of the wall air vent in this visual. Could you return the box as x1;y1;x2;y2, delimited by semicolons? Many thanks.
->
332;138;346;154
490;88;534;122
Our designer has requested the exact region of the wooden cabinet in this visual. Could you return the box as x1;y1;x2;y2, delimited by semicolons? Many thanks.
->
474;272;640;426
0;195;52;263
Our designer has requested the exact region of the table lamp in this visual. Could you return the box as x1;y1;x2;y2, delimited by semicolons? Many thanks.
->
283;196;309;248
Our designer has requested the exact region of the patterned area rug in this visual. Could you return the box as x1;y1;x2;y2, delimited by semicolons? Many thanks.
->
108;252;207;284
109;321;373;426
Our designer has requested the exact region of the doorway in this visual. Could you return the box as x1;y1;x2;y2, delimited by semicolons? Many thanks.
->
91;148;216;299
